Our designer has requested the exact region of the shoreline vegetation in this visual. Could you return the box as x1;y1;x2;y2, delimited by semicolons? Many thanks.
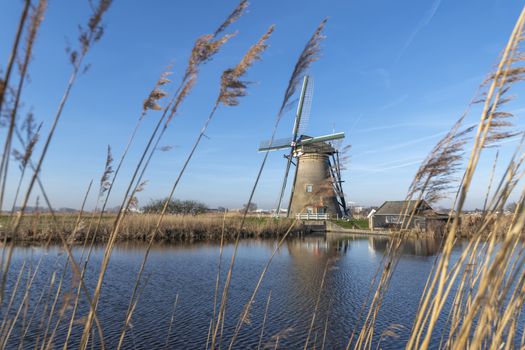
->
2;0;525;348
0;213;307;243
2;212;518;244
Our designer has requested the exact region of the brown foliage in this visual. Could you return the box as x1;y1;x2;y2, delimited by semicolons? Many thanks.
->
214;0;248;37
4;214;303;243
219;25;274;106
278;18;326;117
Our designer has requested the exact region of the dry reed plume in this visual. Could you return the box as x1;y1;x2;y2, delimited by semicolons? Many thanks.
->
116;25;274;349
350;5;525;350
77;2;264;347
211;19;327;350
4;1;525;349
1;1;112;347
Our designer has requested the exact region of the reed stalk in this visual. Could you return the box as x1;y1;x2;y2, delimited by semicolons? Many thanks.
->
1;4;112;348
116;25;273;349
257;290;272;350
89;68;172;245
211;19;326;349
227;214;301;349
15;258;44;349
406;8;525;348
0;0;46;213
320;299;331;350
40;259;68;350
80;3;247;347
0;0;31;210
482;151;499;213
208;209;227;350
303;261;328;350
0;0;30;112
163;294;179;349
0;261;26;338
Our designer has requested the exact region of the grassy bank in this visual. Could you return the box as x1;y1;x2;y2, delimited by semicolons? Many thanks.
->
333;218;369;230
0;213;306;243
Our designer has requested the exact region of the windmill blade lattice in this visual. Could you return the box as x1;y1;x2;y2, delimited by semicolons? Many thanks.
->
258;137;293;152
297;77;313;136
330;137;343;151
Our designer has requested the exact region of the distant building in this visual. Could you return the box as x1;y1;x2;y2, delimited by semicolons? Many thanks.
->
254;209;271;214
127;207;143;214
370;200;448;235
350;205;364;215
271;208;288;216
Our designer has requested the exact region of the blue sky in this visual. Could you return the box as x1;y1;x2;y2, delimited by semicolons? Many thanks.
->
1;0;524;210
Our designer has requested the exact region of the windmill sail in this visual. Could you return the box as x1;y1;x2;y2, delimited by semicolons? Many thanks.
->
258;137;293;152
329;124;343;150
296;132;345;147
275;76;311;216
291;76;310;142
297;77;313;136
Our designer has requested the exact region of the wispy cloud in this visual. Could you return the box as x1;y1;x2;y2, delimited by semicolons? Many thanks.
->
349;113;365;131
509;107;525;117
353;129;448;158
377;94;409;111
356;122;436;133
395;0;443;63
360;159;423;173
423;74;483;104
352;156;425;173
359;68;391;89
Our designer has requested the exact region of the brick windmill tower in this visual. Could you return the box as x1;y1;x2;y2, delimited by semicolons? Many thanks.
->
258;76;348;218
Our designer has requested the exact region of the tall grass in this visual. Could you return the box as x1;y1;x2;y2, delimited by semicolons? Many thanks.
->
209;19;327;349
2;1;525;349
77;2;249;345
350;5;525;350
0;213;302;243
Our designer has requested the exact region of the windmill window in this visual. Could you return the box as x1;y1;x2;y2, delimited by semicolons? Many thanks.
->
306;207;314;214
306;184;313;193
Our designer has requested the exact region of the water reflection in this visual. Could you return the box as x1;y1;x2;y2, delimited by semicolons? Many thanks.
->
276;234;446;348
1;235;468;349
285;234;443;259
367;236;442;256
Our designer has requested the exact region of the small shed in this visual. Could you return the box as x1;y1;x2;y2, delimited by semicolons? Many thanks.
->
370;200;448;234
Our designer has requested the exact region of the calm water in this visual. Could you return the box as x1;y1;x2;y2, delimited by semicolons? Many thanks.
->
1;234;520;349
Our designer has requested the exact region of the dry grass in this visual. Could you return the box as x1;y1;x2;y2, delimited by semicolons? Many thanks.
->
2;1;525;349
350;6;525;350
208;19;327;350
1;213;303;243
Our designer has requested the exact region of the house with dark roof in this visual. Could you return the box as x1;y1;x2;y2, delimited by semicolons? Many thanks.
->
370;200;448;234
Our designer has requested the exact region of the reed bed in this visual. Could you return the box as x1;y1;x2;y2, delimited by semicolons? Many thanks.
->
349;6;525;350
0;213;304;243
2;0;525;349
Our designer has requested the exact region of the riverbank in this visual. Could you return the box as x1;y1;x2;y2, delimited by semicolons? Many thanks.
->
0;213;309;243
325;221;389;236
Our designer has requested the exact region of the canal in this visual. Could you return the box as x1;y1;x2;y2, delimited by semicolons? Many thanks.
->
1;234;513;349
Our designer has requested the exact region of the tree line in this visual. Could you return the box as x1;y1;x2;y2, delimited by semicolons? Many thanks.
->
142;198;209;215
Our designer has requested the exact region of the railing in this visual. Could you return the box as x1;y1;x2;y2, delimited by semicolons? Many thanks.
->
296;213;331;220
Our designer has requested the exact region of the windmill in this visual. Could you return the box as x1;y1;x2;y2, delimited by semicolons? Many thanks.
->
258;75;349;218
